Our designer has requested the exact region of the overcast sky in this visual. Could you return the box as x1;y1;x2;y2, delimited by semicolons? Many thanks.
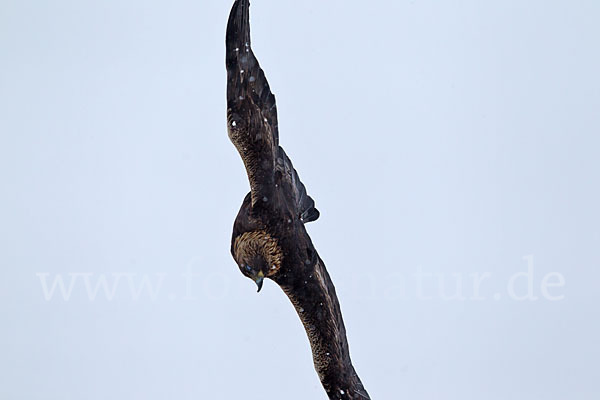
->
1;0;599;399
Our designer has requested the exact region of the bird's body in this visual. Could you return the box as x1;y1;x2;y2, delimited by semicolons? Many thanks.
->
226;1;370;398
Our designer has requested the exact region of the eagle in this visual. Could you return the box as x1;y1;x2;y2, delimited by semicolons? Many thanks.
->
225;1;370;399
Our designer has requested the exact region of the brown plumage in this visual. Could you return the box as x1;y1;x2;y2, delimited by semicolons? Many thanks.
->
226;1;370;399
232;230;283;277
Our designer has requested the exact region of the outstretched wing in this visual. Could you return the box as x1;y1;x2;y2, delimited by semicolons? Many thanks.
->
226;0;318;222
226;0;278;206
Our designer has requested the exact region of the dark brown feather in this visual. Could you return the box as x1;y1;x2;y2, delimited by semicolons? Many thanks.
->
226;0;318;222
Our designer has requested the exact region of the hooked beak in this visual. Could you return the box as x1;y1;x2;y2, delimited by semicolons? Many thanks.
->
254;271;265;292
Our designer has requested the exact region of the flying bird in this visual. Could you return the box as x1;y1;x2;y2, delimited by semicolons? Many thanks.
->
225;1;370;399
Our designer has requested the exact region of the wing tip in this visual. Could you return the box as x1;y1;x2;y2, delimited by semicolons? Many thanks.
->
226;0;251;65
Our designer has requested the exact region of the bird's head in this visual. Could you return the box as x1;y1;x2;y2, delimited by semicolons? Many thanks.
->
233;230;283;292
238;254;268;292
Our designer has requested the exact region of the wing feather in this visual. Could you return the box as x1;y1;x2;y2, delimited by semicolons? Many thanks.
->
226;0;278;206
226;0;318;222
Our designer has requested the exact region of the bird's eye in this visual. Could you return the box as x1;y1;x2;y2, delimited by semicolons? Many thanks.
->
244;265;252;272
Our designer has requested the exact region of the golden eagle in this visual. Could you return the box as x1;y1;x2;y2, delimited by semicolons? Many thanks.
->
226;1;370;398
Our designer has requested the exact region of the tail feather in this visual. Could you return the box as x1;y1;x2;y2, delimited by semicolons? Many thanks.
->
277;147;320;224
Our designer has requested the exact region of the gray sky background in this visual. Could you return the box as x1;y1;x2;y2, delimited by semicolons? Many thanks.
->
1;0;599;399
